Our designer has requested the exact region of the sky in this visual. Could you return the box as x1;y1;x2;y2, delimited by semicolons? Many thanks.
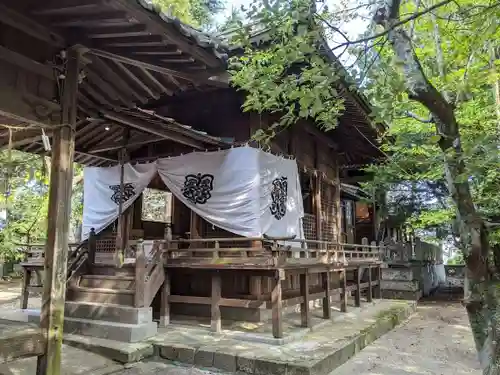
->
214;0;370;41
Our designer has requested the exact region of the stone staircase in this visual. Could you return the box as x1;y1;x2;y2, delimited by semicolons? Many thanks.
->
27;242;165;343
61;263;158;343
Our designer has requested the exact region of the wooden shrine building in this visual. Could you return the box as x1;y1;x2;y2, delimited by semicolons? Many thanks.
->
0;1;384;373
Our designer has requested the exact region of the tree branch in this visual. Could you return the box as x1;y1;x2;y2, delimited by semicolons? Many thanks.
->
324;0;452;51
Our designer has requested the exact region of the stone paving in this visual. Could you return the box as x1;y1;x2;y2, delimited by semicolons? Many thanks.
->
0;281;480;375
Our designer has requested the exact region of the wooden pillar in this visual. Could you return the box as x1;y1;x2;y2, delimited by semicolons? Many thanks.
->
211;271;222;333
37;48;80;375
334;159;342;242
374;265;382;299
88;228;96;265
340;270;348;312
159;271;171;327
354;267;362;307
300;271;311;328
249;240;262;296
367;266;373;302
115;138;129;266
312;173;322;244
321;271;331;319
189;211;201;239
271;270;283;339
20;268;30;310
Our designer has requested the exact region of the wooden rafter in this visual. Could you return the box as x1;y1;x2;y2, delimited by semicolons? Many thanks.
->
88;55;148;104
136;68;173;95
0;4;64;47
0;46;54;81
102;111;206;149
110;60;160;99
86;47;220;84
89;133;160;153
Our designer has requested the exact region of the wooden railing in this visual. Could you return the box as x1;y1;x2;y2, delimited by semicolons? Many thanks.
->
158;236;383;267
134;240;165;308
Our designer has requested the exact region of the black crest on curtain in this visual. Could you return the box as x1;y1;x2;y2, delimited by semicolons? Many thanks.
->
270;176;288;220
182;173;215;205
109;183;136;205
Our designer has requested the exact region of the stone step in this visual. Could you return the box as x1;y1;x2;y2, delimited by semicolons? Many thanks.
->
63;317;157;343
80;274;135;289
67;286;135;306
24;309;157;342
65;301;152;324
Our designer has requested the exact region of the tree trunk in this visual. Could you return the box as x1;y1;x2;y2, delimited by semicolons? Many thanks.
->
374;1;498;373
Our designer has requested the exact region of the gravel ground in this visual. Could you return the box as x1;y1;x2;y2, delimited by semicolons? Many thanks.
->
331;301;481;375
0;281;481;375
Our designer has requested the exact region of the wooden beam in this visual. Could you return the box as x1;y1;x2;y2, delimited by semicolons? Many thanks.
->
88;24;149;39
102;111;205;149
83;68;134;107
0;4;64;47
0;128;46;150
111;60;159;99
86;47;218;84
0;46;54;81
75;150;117;163
87;55;147;104
32;3;104;16
138;68;173;95
47;11;128;27
0;109;54;130
37;48;80;375
88;133;160;153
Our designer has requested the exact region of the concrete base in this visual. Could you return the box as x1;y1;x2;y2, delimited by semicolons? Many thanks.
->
25;302;158;343
151;300;416;375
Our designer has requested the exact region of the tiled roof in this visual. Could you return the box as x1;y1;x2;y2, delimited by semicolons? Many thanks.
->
136;0;229;64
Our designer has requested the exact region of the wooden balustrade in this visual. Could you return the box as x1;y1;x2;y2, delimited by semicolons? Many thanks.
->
146;236;384;267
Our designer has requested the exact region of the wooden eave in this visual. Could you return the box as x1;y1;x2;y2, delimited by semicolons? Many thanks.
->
0;0;232;166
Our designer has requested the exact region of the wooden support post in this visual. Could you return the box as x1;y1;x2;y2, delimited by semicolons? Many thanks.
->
312;172;322;247
134;240;146;308
340;270;348;312
374;265;382;299
88;228;96;265
367;266;373;302
354;267;362;307
321;271;331;319
300;271;311;328
271;270;283;339
20;268;30;310
159;271;171;327
211;272;221;333
37;48;80;375
249;240;262;296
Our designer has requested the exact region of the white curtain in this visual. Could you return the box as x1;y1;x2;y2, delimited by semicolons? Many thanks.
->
82;147;304;240
157;147;262;237
82;163;157;239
